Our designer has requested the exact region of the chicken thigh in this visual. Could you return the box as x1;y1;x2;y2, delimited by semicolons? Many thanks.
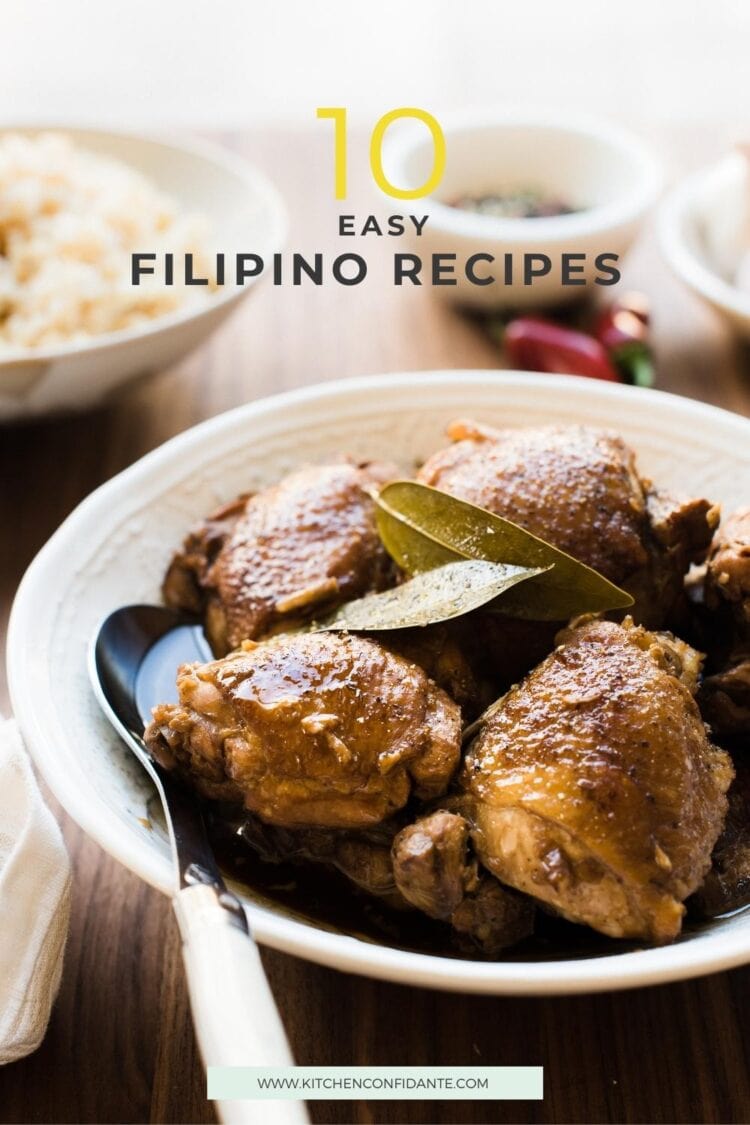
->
460;617;733;943
144;631;462;829
163;458;395;654
417;421;718;626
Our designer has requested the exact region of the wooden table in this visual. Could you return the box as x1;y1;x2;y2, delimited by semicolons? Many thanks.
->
1;128;749;1125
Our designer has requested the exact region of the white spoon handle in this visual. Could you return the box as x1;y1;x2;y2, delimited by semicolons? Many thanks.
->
174;884;309;1125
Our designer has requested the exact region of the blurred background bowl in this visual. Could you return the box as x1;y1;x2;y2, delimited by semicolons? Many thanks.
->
384;110;662;310
659;152;750;337
0;127;287;422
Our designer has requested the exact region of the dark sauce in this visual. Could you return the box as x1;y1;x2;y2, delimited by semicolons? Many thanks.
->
209;812;453;954
204;806;747;963
134;786;749;962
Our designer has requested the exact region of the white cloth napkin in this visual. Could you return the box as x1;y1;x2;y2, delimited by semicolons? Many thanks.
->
0;717;71;1064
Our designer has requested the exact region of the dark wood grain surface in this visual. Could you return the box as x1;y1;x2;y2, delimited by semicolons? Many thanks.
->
1;127;749;1125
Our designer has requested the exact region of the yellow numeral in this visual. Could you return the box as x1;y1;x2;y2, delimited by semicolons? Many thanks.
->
316;107;348;200
370;108;446;200
317;106;446;201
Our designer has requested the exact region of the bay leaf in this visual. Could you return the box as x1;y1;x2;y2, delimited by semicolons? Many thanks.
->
313;559;544;632
375;480;634;621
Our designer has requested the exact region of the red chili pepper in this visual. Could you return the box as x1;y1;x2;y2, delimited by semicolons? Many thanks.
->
595;293;654;388
504;316;621;382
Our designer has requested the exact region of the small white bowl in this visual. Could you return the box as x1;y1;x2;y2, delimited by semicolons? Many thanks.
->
384;111;662;309
8;371;750;995
0;127;287;422
659;153;750;336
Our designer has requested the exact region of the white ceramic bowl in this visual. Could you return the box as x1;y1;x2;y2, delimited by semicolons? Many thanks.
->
659;153;750;336
383;111;662;309
8;372;750;995
0;127;287;422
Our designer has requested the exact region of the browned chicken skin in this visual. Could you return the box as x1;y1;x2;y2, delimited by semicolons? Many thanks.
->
144;632;462;829
417;421;718;627
164;459;395;654
460;617;733;943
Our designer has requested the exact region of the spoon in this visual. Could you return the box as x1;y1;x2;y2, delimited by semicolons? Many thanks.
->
89;604;308;1125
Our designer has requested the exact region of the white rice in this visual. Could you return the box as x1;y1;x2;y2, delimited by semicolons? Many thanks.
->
0;132;215;352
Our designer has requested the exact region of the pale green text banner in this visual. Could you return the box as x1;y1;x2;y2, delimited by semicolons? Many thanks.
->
208;1066;543;1102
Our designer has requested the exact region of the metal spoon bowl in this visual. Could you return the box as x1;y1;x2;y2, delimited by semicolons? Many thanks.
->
89;604;307;1125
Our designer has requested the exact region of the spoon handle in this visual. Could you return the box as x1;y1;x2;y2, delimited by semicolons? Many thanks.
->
174;884;309;1125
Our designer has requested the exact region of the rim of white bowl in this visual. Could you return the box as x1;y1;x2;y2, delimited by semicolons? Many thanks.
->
384;109;663;243
0;124;288;368
658;155;750;320
8;371;750;995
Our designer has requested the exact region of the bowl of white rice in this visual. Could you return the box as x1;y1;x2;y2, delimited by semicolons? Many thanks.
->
0;128;286;421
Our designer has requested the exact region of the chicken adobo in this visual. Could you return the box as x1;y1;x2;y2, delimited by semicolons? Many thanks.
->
460;617;732;942
164;458;395;654
146;421;749;958
418;421;718;626
145;631;462;829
